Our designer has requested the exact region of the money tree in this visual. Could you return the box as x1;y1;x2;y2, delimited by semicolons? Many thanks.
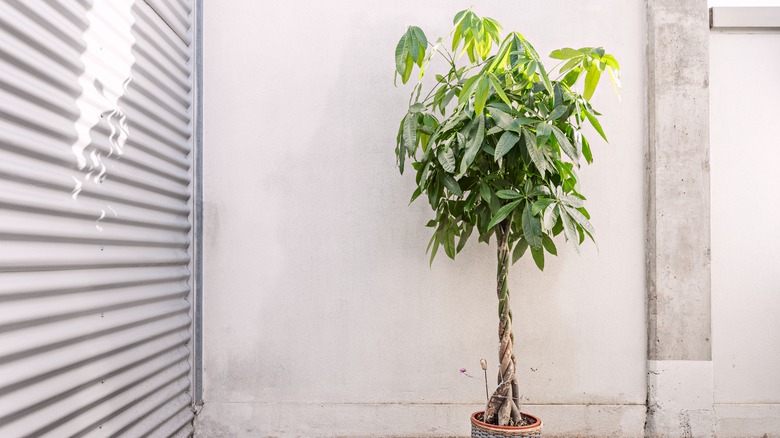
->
393;9;620;427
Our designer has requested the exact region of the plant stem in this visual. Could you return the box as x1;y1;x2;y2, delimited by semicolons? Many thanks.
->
483;219;523;426
483;369;490;404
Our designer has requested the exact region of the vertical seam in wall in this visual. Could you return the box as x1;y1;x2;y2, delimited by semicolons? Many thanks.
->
642;0;655;431
644;0;658;364
193;0;204;407
645;2;657;431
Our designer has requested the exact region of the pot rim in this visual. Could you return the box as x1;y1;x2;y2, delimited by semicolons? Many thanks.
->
470;411;542;431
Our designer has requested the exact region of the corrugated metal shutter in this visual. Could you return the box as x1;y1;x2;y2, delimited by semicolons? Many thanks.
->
0;0;194;436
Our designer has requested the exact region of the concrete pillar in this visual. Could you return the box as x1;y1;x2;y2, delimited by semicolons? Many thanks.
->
646;1;713;437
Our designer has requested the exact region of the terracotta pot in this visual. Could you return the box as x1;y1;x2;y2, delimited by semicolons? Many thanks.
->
470;411;543;438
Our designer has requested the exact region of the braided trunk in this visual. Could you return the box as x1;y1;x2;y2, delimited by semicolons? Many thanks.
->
483;220;523;426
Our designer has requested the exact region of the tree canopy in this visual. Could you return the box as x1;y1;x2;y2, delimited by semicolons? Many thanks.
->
394;9;621;270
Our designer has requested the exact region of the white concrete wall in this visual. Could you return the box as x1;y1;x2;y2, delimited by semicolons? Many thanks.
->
199;1;647;436
710;29;780;437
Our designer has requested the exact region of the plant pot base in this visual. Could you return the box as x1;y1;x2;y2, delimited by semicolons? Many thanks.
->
470;411;543;438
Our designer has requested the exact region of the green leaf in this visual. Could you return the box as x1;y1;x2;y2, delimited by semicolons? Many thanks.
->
411;26;428;50
551;125;579;162
532;198;555;215
402;54;414;84
452;23;463;52
495;189;522;200
560;208;579;253
531;246;544;270
530;185;551;196
536;61;554;96
602;54;620;70
562;67;583;87
458;75;481;106
486;101;513;114
581;134;593;164
509;34;525;67
428;231;440;265
552;217;564;236
562;194;584;208
549;106;566;120
583;108;607;142
563;205;595;235
584;63;601;101
403;114;417;154
437;147;455;173
549;47;580;60
441;174;463;196
487;108;521;133
484;17;503;37
518;33;541;59
487;36;512;71
526;59;537;77
494;131;520;161
464;190;479;211
512;239;529;264
486;126;503;136
443;226;456;259
559;57;582;76
474;76;490;115
522;128;546;177
397;144;405;174
487;193;499;215
407;29;420;63
553;84;563;108
539;234;556;257
457;223;473;253
395;36;407;77
543;204;559;231
409;103;425;113
488;73;511;106
521;202;542;250
536;122;551;146
462;37;476;63
458;115;485;176
487;199;521;229
453;9;468;25
410;186;422;204
427;227;437;249
479;183;492;203
433;85;447;112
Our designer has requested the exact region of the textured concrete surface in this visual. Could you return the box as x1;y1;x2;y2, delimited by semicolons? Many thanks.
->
714;404;780;438
646;360;714;438
198;0;780;436
645;1;713;436
201;0;646;436
195;402;645;438
646;0;712;363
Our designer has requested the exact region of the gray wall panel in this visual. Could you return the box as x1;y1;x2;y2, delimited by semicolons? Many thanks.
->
0;0;194;436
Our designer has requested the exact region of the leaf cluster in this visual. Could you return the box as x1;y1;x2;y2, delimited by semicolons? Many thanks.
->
394;9;621;270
